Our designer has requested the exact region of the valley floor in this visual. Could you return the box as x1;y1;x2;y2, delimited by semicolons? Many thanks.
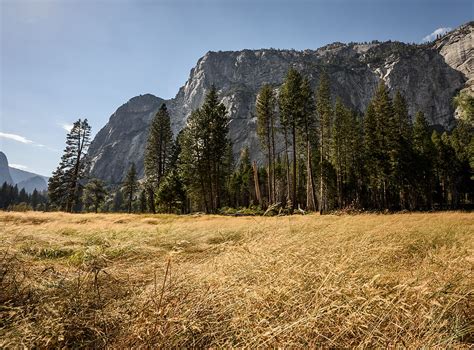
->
1;211;473;347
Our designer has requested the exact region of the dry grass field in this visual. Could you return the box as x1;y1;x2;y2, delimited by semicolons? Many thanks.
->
1;211;473;348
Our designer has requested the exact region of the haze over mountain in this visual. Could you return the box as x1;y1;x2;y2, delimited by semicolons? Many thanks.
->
0;151;48;193
87;22;473;184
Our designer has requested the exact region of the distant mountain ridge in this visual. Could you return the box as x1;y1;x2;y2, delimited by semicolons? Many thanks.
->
0;151;48;193
87;22;473;184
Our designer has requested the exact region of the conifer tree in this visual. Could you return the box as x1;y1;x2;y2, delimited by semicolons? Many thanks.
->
364;102;379;207
123;163;138;214
371;82;394;208
82;178;107;213
279;68;304;210
157;169;187;213
48;118;91;212
315;71;332;214
348;110;365;206
412;111;435;208
179;86;231;213
139;189;147;213
239;147;253;207
298;77;317;211
390;91;413;209
144;103;173;213
31;189;39;210
256;84;277;204
331;98;345;207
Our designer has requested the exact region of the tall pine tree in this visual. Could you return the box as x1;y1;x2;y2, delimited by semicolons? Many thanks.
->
48;118;91;212
256;84;277;204
315;71;332;214
122;163;138;214
144;103;173;213
179;86;231;213
279;68;304;210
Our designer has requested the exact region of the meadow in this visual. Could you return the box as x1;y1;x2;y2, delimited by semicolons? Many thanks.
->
1;211;473;348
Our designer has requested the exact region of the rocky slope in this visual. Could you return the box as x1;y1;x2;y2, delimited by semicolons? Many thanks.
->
0;152;13;185
87;22;473;183
87;94;165;184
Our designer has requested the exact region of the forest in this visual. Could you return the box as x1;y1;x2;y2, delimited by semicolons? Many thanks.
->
15;69;472;214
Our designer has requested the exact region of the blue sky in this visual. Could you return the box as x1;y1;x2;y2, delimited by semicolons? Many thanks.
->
1;0;472;176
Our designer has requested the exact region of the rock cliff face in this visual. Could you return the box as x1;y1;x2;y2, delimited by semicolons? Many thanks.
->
87;22;473;183
0;152;13;185
88;94;165;184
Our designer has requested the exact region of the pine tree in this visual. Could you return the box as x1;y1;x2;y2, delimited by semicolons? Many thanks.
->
144;103;174;213
139;189;147;213
157;169;186;213
390;91;414;209
82;178;107;213
315;71;332;213
279;68;304;210
179;86;231;213
123;163;138;214
256;84;277;204
348;110;365;206
412;111;436;208
364;102;379;208
371;82;394;209
18;188;28;204
48;119;91;212
449;121;473;206
298;77;317;211
239;147;253;207
31;189;39;210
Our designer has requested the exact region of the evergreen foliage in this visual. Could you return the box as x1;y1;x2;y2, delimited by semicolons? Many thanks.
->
179;86;232;213
122;163;138;213
0;182;48;210
144;103;174;213
38;74;473;215
48;119;91;212
82;178;107;213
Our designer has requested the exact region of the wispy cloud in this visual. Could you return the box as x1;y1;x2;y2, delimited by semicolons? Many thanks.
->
58;122;73;132
9;163;28;170
422;27;452;42
0;132;34;144
0;132;58;152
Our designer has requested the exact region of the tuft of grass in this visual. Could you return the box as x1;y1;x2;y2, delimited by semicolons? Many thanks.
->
0;211;472;348
207;231;242;245
21;246;75;259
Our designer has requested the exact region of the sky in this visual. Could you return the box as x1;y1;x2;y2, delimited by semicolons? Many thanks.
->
1;0;472;176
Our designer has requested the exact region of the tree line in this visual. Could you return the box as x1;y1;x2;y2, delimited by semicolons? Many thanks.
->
42;70;473;214
0;182;48;211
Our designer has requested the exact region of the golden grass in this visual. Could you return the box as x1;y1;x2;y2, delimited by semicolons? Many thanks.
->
1;211;473;347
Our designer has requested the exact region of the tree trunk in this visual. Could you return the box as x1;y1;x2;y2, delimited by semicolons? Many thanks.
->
253;161;262;206
148;188;156;214
270;115;276;204
320;124;324;215
306;141;317;211
292;125;297;211
284;129;291;206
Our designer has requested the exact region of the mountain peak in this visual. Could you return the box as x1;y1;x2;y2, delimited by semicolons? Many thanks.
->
87;22;472;184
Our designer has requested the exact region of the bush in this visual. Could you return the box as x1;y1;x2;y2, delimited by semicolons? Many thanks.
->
7;202;32;212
